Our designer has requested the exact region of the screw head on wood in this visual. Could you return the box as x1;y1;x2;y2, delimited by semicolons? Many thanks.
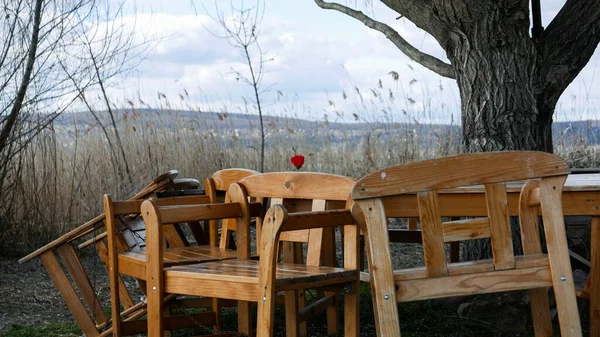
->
262;296;267;302
561;276;567;281
384;295;389;300
152;286;156;291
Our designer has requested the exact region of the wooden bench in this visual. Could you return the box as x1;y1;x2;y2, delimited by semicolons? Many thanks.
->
352;151;582;336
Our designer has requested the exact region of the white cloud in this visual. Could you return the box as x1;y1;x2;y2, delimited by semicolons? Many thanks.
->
101;0;599;124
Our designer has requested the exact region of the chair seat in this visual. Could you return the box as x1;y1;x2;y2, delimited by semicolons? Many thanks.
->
165;259;358;288
118;246;237;279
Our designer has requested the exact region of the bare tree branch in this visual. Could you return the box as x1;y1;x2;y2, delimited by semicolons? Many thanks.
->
207;0;271;172
0;0;42;153
538;0;600;105
313;0;455;79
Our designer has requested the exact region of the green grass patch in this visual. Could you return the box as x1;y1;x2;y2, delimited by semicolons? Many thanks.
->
1;322;81;337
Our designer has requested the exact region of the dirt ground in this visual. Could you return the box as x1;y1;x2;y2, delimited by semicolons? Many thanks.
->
0;223;592;336
0;254;112;333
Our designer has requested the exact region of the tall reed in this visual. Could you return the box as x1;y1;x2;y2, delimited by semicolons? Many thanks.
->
1;78;598;257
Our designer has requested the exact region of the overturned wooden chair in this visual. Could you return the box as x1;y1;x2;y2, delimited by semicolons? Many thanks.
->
352;151;582;337
105;168;261;336
144;172;361;337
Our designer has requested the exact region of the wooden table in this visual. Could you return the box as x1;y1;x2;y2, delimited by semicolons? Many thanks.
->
382;173;600;335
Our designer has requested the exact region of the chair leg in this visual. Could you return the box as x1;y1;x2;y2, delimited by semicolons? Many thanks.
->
540;177;582;337
285;290;300;337
238;300;253;336
355;200;401;337
344;280;360;337
109;268;122;337
528;288;553;337
212;297;222;333
293;243;308;336
147;285;164;337
257;291;276;337
321;228;338;336
325;291;338;336
164;305;172;337
297;291;307;337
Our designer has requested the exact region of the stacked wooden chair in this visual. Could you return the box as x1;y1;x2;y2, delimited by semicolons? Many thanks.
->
17;170;199;337
351;151;582;336
104;168;261;336
143;172;361;337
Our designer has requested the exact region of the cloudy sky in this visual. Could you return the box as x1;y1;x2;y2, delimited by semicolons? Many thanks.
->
109;0;600;124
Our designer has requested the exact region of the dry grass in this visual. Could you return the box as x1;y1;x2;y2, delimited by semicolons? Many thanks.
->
1;80;599;257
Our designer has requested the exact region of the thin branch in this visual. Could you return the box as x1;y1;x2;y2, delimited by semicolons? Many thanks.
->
209;0;269;172
313;0;455;79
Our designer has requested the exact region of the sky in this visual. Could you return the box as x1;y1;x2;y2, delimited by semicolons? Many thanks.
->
105;0;600;124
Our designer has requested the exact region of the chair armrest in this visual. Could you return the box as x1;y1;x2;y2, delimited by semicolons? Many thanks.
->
280;209;356;232
158;202;244;224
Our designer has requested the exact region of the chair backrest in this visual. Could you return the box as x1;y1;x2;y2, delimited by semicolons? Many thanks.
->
104;194;212;254
235;172;356;265
353;151;569;278
350;151;583;336
141;195;253;289
205;168;260;247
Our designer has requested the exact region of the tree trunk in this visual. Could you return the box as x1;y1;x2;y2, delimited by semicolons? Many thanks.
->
436;1;556;154
315;0;600;261
436;1;558;260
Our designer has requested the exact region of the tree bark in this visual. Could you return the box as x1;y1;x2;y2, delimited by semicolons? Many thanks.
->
435;1;554;153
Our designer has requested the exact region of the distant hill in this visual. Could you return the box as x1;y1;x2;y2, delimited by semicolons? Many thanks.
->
55;109;600;147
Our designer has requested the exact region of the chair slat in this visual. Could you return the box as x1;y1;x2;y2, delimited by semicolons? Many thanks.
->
396;266;552;302
485;183;514;270
240;172;355;200
353;151;569;199
307;200;327;266
417;191;448;278
159;203;243;224
519;179;553;335
442;217;490;242
155;195;211;207
113;200;145;216
393;254;550;281
519;180;543;255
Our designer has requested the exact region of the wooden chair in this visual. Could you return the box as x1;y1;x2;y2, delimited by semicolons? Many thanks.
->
104;194;233;336
105;168;261;336
352;151;582;337
144;172;361;337
204;168;260;248
17;170;194;337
